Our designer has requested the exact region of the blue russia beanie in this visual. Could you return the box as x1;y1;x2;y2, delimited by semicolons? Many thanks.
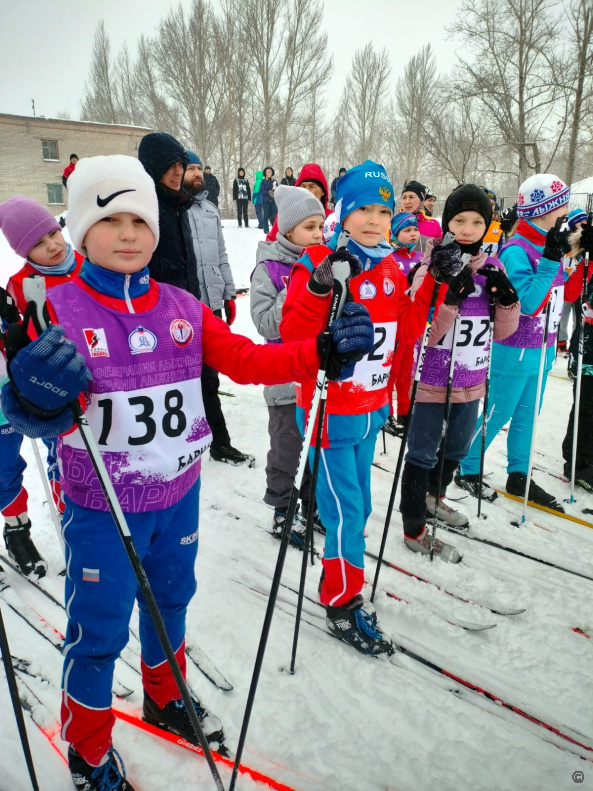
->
391;211;418;239
186;150;202;166
335;160;394;223
568;207;587;230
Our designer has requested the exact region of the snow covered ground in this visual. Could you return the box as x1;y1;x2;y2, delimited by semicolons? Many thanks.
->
1;221;593;791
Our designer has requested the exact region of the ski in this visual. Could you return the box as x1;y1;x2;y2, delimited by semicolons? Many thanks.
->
494;489;593;531
217;390;236;397
0;552;231;694
363;549;525;616
0;566;64;650
232;577;592;762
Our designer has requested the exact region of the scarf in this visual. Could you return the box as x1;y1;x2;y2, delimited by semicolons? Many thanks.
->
28;243;77;276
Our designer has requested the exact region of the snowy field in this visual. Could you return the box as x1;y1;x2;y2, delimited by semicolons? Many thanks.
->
1;220;593;791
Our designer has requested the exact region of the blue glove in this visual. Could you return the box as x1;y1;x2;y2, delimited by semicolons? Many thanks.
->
1;381;76;438
8;324;92;415
320;301;375;381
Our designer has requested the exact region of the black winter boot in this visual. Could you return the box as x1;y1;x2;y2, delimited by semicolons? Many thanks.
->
326;594;394;657
143;692;225;750
506;472;565;513
68;745;136;791
272;507;307;549
209;443;255;467
3;514;47;578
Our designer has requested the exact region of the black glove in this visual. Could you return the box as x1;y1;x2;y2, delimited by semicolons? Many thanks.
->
428;242;464;283
308;249;362;296
0;286;20;329
542;216;571;262
317;302;374;381
580;218;593;256
500;204;517;235
478;266;519;307
444;266;475;305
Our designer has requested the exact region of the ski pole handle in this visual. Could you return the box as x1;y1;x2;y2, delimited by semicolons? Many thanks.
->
21;276;50;334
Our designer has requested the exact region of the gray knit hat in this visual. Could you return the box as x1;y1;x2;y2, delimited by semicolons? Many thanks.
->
275;185;325;235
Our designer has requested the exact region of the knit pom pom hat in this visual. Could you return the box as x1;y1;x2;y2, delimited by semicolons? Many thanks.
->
275;186;324;235
66;155;160;254
0;197;60;258
335;160;394;223
391;211;418;239
517;174;570;219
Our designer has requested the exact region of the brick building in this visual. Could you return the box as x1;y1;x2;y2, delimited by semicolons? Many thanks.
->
0;114;153;211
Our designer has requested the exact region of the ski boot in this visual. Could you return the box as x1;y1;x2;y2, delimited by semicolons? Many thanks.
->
209;443;255;467
300;500;326;535
68;745;136;791
506;472;565;513
3;514;47;579
454;472;498;503
272;506;307;549
143;692;225;751
404;525;462;563
326;594;394;657
426;494;469;533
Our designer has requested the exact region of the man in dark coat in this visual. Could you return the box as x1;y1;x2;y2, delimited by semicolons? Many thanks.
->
329;167;346;207
138;132;200;300
203;166;220;207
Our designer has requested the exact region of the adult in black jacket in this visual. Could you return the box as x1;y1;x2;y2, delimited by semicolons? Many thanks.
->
203;166;220;207
232;167;251;227
138;132;200;300
329;167;346;207
281;167;296;186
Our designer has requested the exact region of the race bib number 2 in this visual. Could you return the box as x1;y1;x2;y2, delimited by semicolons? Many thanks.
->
345;321;397;391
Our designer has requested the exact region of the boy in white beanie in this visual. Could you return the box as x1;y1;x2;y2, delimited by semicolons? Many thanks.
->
251;185;326;544
457;173;571;510
0;156;373;789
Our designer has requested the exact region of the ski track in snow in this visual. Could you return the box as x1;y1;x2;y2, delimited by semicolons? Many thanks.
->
1;223;593;790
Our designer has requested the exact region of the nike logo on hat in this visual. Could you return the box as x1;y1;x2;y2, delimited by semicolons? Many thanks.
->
96;189;136;207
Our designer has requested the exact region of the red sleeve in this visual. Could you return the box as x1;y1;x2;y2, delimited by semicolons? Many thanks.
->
564;260;591;303
201;304;320;385
7;272;28;316
280;262;332;342
396;268;445;344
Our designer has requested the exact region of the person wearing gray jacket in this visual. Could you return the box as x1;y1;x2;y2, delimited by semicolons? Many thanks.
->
185;150;254;467
250;185;326;545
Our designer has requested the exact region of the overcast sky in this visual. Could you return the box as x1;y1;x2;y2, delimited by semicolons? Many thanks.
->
0;0;459;120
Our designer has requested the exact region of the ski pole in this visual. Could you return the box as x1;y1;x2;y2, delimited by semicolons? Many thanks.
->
570;242;591;503
21;276;226;791
0;601;39;791
369;277;441;602
477;294;497;519
29;438;64;551
229;256;353;791
370;233;459;602
429;310;462;561
521;299;552;524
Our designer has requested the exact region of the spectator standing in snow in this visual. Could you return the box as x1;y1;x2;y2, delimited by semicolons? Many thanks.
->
253;169;264;229
203;166;220;207
62;154;78;188
232;167;251;228
266;162;331;242
184;151;254;466
329;167;346;207
281;167;296;186
261;166;278;234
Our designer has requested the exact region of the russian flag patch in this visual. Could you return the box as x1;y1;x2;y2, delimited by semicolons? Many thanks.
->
82;568;100;583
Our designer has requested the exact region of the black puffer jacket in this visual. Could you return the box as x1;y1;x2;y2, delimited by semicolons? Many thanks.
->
138;132;201;300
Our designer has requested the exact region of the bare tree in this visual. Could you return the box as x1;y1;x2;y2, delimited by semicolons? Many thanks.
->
80;21;118;123
450;0;564;182
562;0;593;184
339;44;392;163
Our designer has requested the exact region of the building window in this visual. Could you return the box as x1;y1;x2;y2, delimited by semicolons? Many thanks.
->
47;184;64;205
42;140;59;160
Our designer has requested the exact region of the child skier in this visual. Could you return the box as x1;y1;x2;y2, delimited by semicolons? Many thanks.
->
456;174;571;510
0;197;84;576
384;211;424;437
561;215;593;487
0;155;371;790
480;187;503;257
280;161;454;656
400;185;520;561
251;185;326;543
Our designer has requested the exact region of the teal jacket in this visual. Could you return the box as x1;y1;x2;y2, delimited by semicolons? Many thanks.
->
492;220;561;377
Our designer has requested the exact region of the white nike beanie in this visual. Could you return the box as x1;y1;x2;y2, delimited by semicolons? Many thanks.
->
66;155;160;254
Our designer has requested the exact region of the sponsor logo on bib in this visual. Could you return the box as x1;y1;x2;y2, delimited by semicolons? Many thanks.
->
128;325;158;355
359;280;377;300
83;328;109;358
170;319;194;347
383;278;395;296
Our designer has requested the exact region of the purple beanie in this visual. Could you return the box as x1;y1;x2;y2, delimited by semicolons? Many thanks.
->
0;196;60;258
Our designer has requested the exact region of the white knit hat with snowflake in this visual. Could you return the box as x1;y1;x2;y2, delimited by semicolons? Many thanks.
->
517;174;570;219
